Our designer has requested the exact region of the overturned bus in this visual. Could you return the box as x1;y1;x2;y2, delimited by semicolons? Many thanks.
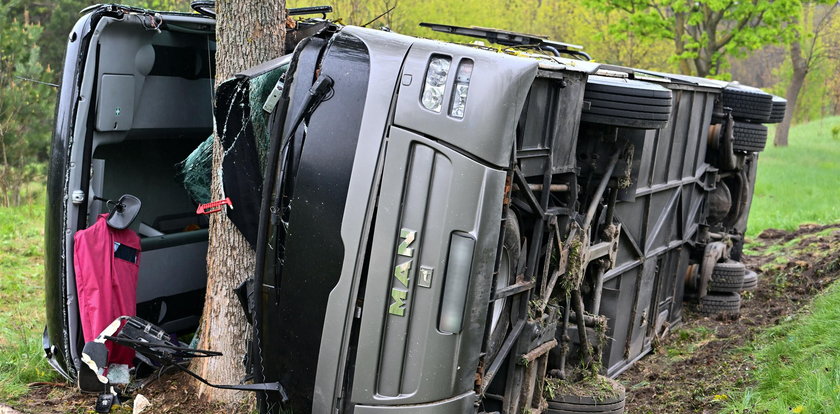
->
43;4;781;413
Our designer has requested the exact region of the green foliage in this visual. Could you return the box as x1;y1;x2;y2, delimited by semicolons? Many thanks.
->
793;59;834;122
722;280;840;413
585;0;801;76
747;117;840;236
137;0;192;12
768;56;833;125
759;2;840;128
0;187;58;400
35;0;93;77
288;0;675;70
289;0;538;37
0;1;55;206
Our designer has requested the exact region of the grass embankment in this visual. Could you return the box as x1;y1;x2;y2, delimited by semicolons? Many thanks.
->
747;117;840;236
622;223;840;414
724;280;840;413
0;190;57;400
723;118;840;413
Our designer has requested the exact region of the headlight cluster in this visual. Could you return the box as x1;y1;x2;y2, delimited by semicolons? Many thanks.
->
421;56;474;119
449;60;473;119
421;56;450;113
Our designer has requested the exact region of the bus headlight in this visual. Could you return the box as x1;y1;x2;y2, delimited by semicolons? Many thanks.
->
449;60;473;119
421;56;451;112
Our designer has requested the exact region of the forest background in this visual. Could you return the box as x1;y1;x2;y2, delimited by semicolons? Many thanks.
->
2;0;840;207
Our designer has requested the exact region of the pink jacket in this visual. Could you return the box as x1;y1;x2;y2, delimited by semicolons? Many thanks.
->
73;214;140;366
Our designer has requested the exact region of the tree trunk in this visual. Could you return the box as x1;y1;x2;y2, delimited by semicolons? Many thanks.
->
192;0;285;406
694;60;710;78
775;40;808;147
673;13;693;75
693;41;713;78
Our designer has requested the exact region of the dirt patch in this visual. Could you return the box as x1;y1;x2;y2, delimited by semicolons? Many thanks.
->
621;223;840;413
757;223;837;243
9;372;243;414
128;371;234;414
9;382;87;414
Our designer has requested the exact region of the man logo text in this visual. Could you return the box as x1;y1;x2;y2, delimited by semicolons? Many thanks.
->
389;228;416;316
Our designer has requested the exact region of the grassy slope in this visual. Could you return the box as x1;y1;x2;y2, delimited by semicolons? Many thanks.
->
725;118;840;412
0;189;57;400
747;117;840;236
724;281;840;413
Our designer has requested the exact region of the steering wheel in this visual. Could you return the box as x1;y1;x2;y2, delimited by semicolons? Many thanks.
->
190;0;215;18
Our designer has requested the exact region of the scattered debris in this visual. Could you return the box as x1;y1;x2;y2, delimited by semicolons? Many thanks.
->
621;223;840;413
132;394;150;414
0;404;23;414
107;364;130;385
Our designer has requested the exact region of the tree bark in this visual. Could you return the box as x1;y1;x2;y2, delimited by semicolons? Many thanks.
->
192;0;285;406
673;13;693;75
775;39;808;147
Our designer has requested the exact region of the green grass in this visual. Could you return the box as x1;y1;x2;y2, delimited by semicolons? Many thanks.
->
663;325;715;360
741;118;840;414
0;186;58;400
747;117;840;236
723;280;840;413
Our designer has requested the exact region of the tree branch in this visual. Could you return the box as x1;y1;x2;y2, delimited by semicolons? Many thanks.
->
805;2;839;69
715;8;763;51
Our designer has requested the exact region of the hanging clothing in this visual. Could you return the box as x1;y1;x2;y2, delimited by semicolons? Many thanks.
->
73;214;140;366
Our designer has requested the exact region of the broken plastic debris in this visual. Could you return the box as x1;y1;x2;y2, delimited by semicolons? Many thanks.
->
106;363;130;384
132;394;150;414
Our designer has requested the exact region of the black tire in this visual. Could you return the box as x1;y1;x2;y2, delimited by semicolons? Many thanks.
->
552;390;625;405
767;95;787;124
582;75;673;130
485;210;521;363
709;260;746;293
722;86;773;122
741;270;758;291
547;377;626;413
709;278;743;293
547;407;624;414
732;121;768;153
547;400;625;413
699;292;741;315
713;260;746;278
